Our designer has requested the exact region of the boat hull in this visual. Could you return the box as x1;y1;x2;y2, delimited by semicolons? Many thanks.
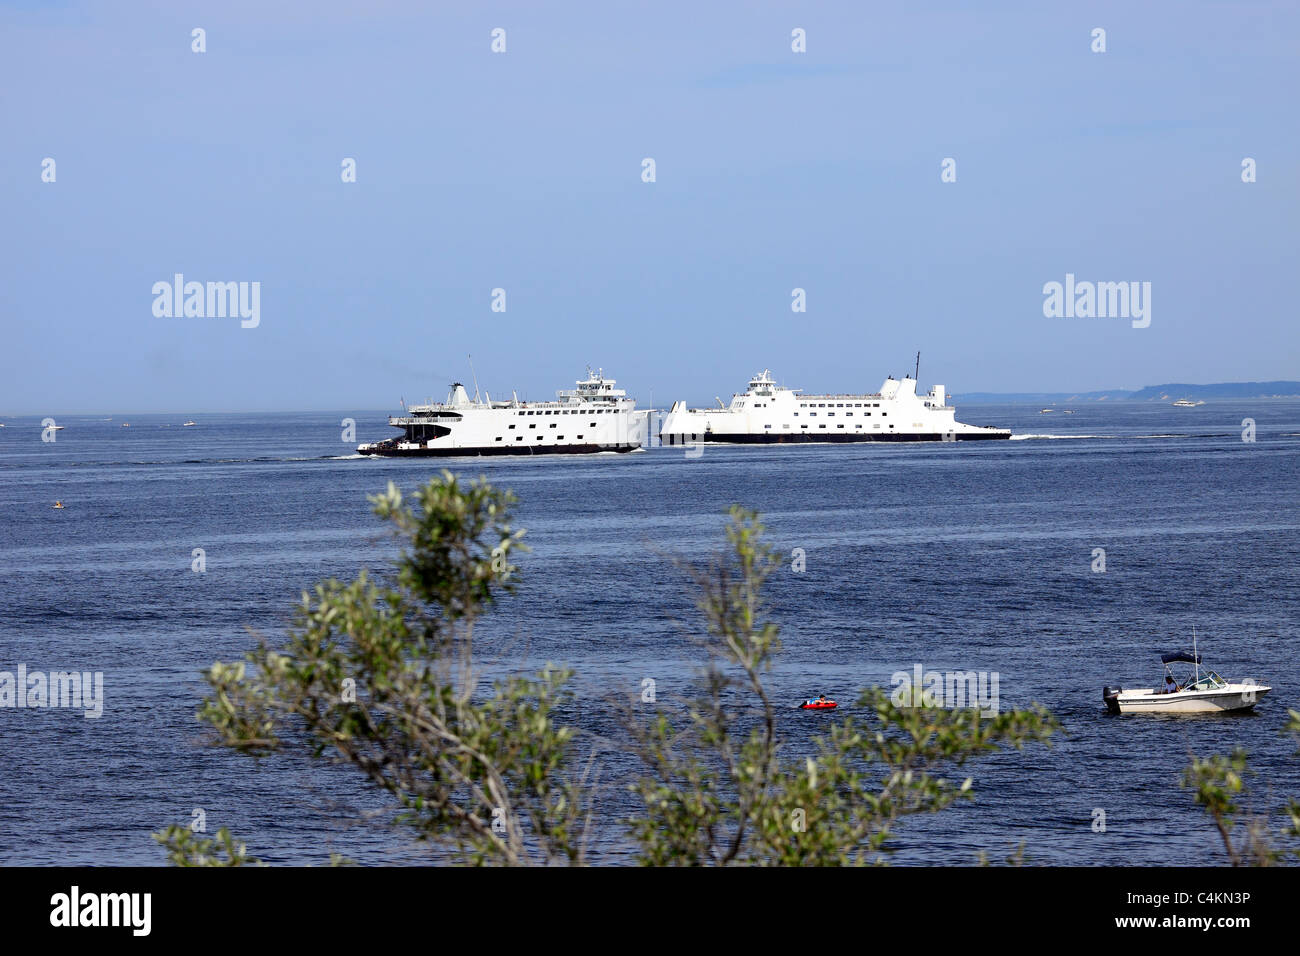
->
1104;686;1269;714
660;431;1010;445
358;442;643;458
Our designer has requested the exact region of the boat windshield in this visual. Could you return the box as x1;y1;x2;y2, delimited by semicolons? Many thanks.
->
1161;660;1227;692
1186;671;1227;691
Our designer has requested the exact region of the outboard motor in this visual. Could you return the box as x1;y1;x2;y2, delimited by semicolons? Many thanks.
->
1102;686;1121;715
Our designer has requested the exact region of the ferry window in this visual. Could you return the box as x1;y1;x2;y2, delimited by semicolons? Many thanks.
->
764;424;772;429
819;424;826;429
495;437;503;442
550;423;557;428
529;423;536;429
509;424;516;429
783;424;790;429
865;412;871;416
837;403;844;407
589;421;596;427
828;412;835;417
577;435;583;439
837;424;845;428
809;412;817;417
882;413;887;417
557;436;564;440
846;412;853;417
794;412;799;416
516;436;523;441
801;425;808;429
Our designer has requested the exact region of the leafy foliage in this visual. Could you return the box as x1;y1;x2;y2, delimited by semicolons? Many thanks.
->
627;506;1058;865
154;826;260;867
159;486;1061;866
167;472;583;866
1182;708;1300;865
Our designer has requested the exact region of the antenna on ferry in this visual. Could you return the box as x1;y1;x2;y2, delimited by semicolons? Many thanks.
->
915;351;921;382
468;354;481;402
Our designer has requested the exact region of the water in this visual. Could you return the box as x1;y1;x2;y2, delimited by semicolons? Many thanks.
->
1;401;1297;865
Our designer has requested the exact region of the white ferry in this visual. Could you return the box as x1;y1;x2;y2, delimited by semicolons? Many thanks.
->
659;369;1010;444
358;369;649;457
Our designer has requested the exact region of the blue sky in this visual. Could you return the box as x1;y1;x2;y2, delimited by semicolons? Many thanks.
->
2;0;1297;413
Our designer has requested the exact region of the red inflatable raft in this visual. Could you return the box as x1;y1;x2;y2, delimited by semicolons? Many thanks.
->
799;699;838;710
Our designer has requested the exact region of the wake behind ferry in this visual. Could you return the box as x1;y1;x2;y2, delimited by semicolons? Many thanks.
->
660;365;1010;445
359;369;649;457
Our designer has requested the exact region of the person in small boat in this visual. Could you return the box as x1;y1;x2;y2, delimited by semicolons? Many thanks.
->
1161;675;1179;694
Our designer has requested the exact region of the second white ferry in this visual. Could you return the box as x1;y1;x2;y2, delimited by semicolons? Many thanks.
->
659;368;1010;444
358;370;649;457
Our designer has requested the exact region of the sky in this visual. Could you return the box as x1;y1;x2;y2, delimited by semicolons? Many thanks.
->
2;0;1297;414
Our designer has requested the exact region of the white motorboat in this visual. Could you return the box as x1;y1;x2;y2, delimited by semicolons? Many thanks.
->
1104;646;1269;715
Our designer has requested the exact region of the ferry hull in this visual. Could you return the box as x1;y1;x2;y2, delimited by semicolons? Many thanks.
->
359;442;643;458
660;431;1010;445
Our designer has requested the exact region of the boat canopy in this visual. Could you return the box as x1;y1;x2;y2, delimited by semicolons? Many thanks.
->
1161;650;1201;664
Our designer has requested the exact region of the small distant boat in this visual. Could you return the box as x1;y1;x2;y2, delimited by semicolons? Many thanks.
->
53;501;65;509
1172;399;1204;407
183;421;197;427
1062;410;1075;415
121;423;130;428
1103;641;1268;715
799;697;838;710
1039;408;1054;414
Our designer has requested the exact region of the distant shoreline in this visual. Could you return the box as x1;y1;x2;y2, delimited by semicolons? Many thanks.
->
4;384;1300;418
953;381;1300;403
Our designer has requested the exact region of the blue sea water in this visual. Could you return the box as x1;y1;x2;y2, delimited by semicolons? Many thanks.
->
1;400;1297;865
